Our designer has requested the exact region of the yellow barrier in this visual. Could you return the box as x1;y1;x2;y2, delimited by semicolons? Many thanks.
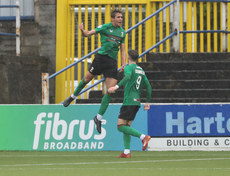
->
56;0;230;103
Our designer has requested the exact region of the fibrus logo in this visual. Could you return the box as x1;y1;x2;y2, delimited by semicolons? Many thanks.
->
33;112;106;150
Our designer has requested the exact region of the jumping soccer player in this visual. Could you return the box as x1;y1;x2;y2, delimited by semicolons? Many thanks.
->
108;50;152;158
63;9;126;134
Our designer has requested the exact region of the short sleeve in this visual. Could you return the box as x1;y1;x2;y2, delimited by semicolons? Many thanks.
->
95;24;108;33
121;32;126;44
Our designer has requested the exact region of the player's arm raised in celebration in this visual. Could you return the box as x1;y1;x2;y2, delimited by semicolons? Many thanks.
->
79;23;96;37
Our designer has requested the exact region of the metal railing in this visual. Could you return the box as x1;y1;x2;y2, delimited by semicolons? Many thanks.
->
0;0;20;56
49;0;177;80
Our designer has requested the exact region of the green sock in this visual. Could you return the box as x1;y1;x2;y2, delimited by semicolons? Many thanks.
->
98;93;112;116
73;78;87;96
118;125;142;138
123;133;131;149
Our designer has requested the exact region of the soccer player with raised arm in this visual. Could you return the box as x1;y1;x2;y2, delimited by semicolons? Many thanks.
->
63;10;126;134
108;50;152;158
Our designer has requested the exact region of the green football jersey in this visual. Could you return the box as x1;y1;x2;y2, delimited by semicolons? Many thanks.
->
118;64;152;106
95;23;126;60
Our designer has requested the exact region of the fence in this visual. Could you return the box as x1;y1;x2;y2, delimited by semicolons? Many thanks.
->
0;0;34;19
179;0;230;52
0;0;20;56
52;0;230;104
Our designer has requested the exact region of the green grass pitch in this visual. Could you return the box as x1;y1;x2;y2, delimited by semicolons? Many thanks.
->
0;151;230;176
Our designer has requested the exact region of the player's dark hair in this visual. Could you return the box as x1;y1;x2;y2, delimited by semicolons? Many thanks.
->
111;9;123;18
128;50;139;62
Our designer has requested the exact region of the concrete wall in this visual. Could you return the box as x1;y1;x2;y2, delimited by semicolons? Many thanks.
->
0;0;56;103
0;55;48;104
35;0;56;103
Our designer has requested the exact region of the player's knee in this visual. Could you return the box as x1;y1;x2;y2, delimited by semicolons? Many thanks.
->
83;77;90;84
84;72;94;83
117;124;125;132
106;91;115;97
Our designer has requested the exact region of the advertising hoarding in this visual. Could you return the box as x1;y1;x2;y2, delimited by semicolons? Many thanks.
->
0;105;147;151
148;104;230;151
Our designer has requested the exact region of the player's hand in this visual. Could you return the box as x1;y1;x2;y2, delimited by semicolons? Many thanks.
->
144;103;150;111
79;23;84;30
120;65;125;72
108;86;118;93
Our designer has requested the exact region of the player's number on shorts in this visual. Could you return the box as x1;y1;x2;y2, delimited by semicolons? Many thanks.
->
136;76;142;90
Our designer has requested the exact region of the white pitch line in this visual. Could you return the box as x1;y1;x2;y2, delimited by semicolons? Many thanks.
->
2;167;230;171
0;157;230;167
103;157;230;164
28;167;230;170
0;154;116;157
